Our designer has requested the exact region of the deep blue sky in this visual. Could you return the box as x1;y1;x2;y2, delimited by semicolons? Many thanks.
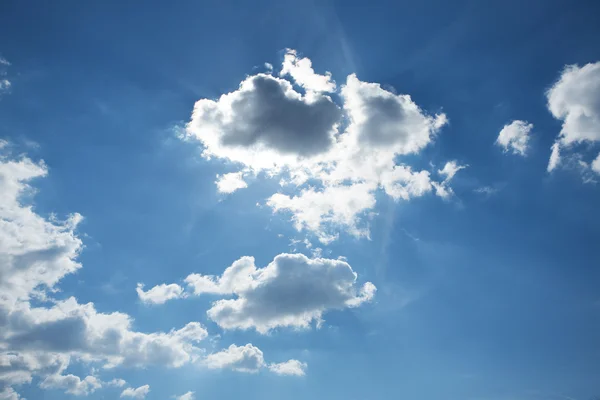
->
1;1;600;399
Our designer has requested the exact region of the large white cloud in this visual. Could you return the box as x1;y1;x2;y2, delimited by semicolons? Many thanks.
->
184;50;460;242
546;62;600;174
179;253;375;333
0;153;211;397
495;120;533;156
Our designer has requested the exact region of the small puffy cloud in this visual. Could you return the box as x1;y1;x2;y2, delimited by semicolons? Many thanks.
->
205;344;265;373
280;49;336;93
215;171;248;194
121;385;150;399
546;62;600;174
0;80;10;93
268;359;307;376
173;391;195;400
495;120;533;156
136;283;185;304
184;50;456;242
40;373;102;396
108;378;127;387
438;161;467;182
185;253;375;333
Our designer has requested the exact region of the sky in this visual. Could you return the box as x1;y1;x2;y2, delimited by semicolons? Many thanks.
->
1;0;600;399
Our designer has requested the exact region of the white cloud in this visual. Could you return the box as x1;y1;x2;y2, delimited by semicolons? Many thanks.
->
173;391;195;400
495;120;533;156
592;153;600;174
184;253;375;333
546;62;600;174
121;385;150;399
185;73;342;168
0;153;210;396
215;171;248;194
268;359;307;376
40;373;102;396
108;378;127;387
0;80;10;93
280;49;336;93
205;344;265;373
136;283;185;304
184;50;458;242
438;161;468;182
0;387;22;400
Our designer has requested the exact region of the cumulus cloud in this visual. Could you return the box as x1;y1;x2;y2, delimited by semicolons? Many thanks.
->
495;120;533;156
183;253;375;333
592;153;600;174
546;62;600;174
173;391;195;400
186;73;342;166
280;49;336;93
0;152;212;396
205;344;265;373
136;283;185;304
40;373;102;396
0;387;22;400
268;359;307;376
184;50;459;242
215;171;248;194
121;385;150;399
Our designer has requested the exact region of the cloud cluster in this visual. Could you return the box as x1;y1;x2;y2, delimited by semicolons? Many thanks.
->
185;50;462;242
546;62;600;175
142;252;375;334
205;344;304;376
0;153;301;397
496;120;533;156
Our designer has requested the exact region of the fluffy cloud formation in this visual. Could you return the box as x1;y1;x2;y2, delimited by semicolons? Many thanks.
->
268;359;307;376
121;385;150;399
205;344;265;373
40;373;102;396
546;62;600;174
280;49;336;93
185;50;460;242
181;253;375;333
136;283;185;304
173;391;195;400
495;120;533;156
215;171;248;194
0;153;212;397
204;344;304;377
186;73;342;165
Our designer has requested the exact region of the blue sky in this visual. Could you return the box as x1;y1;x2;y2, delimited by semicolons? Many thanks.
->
1;1;600;399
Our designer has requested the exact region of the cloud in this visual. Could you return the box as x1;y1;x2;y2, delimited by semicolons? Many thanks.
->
546;62;600;174
215;171;248;194
136;283;185;304
438;161;468;182
121;385;150;399
40;373;102;396
268;359;307;376
592;153;600;174
186;73;342;166
0;152;210;395
0;387;22;400
280;49;336;93
205;344;265;373
173;391;195;400
495;120;533;156
184;50;459;242
183;253;375;333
